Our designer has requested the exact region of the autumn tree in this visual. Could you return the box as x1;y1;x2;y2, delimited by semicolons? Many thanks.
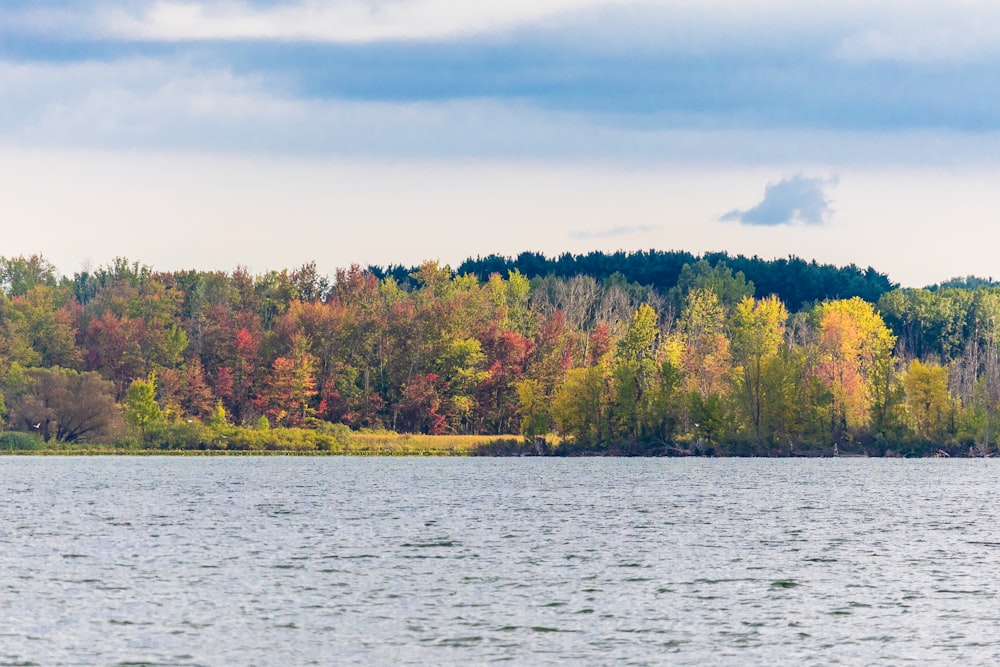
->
551;366;609;446
902;360;951;443
290;261;330;303
397;373;448;434
255;335;318;427
228;327;262;423
474;328;535;434
730;295;788;451
814;297;896;444
514;309;576;440
180;358;215;419
678;288;732;400
81;311;147;398
7;367;121;443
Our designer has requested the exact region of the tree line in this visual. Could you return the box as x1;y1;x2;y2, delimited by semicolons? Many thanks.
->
442;249;897;311
0;252;996;455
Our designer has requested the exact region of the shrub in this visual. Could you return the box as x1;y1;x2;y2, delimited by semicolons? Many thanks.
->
143;421;217;450
0;431;44;451
316;421;353;448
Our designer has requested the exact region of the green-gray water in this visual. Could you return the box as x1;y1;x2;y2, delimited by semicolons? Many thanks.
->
2;457;999;665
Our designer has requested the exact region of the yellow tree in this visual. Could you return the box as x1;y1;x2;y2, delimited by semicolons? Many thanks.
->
902;360;951;442
730;295;788;450
551;366;609;446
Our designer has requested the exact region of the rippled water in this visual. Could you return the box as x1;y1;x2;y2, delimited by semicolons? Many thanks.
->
3;458;1000;665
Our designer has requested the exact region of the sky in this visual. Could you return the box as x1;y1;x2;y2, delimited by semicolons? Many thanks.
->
3;1;1000;287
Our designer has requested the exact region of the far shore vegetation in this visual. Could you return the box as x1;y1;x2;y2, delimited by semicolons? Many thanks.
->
2;250;1000;457
0;428;532;457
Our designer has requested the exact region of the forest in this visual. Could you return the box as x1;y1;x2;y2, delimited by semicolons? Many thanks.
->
0;250;996;456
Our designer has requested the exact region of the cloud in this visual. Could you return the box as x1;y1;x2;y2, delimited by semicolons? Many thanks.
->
7;56;1000;166
6;3;1000;136
8;0;1000;63
569;225;660;240
6;56;1000;165
90;0;626;43
831;4;1000;63
721;175;836;226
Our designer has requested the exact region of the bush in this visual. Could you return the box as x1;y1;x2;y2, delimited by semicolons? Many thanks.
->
143;421;218;450
0;431;44;451
316;421;353;448
99;417;359;453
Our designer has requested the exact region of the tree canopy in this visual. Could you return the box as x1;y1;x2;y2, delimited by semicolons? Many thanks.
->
0;251;996;456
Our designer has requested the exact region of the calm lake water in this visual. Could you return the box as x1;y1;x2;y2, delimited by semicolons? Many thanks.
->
2;457;1000;665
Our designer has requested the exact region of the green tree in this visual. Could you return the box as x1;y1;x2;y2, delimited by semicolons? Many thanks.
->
11;286;82;369
878;287;971;362
123;375;164;440
669;260;754;313
609;304;660;441
0;254;58;297
516;378;550;440
0;295;42;369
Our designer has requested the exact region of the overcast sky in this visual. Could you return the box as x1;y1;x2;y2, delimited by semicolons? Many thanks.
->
3;1;1000;287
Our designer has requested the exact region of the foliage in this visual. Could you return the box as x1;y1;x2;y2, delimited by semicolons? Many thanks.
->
814;298;896;442
7;366;121;443
0;431;43;451
902;360;951;442
457;249;896;310
123;375;164;436
0;250;997;457
730;295;788;451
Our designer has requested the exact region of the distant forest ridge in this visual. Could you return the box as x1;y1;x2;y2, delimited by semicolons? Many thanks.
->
371;250;900;310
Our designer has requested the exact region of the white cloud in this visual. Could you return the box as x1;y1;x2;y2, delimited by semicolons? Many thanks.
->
8;1;1000;67
67;0;1000;64
95;0;633;42
832;4;1000;63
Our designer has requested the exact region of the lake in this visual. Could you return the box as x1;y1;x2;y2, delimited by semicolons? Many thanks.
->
2;457;1000;665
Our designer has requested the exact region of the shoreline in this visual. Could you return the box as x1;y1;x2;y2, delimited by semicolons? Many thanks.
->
1;448;988;458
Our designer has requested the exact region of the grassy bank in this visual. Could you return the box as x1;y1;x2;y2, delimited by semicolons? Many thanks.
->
0;429;536;456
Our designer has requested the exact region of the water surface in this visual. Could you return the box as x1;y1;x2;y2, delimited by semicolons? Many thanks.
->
2;457;999;665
